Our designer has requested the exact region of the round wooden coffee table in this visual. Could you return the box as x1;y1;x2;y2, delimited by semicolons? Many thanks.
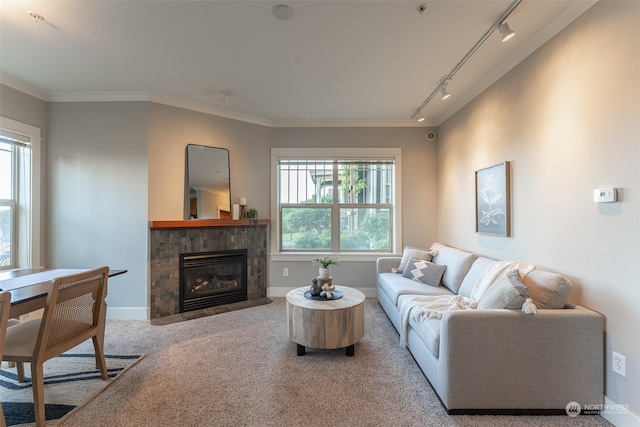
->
286;285;365;356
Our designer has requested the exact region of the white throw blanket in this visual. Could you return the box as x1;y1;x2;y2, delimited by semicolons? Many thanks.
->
469;260;535;301
399;295;477;347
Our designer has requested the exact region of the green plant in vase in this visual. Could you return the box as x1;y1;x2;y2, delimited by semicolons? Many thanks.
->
246;208;259;227
312;256;339;279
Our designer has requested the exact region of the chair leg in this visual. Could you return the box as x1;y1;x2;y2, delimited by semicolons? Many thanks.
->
92;335;109;380
31;362;46;427
0;402;6;427
16;362;25;383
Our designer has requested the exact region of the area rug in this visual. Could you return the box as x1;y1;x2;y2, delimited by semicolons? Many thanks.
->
0;353;144;426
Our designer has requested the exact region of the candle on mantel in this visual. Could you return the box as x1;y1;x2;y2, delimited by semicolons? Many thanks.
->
239;197;247;206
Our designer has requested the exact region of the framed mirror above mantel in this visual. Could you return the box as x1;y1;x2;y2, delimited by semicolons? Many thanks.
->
184;144;231;220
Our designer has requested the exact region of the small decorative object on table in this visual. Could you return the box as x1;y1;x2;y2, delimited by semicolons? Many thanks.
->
304;256;342;300
320;282;336;299
309;278;322;296
312;256;339;280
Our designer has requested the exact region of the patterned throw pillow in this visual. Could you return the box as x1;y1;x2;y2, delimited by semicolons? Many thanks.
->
397;246;435;274
401;257;447;287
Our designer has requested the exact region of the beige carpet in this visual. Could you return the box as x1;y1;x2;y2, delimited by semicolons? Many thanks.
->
60;298;612;427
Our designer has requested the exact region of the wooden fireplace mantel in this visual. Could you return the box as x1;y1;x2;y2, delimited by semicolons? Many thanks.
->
149;219;270;229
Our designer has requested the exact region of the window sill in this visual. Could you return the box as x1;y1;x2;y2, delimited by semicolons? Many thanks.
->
270;252;399;262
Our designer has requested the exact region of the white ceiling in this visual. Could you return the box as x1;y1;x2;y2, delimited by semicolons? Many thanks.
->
0;0;596;128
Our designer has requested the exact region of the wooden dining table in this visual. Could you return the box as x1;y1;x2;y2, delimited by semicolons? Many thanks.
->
0;267;127;318
0;267;127;369
0;268;127;318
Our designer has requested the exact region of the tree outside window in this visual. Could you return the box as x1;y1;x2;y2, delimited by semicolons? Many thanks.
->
279;159;393;252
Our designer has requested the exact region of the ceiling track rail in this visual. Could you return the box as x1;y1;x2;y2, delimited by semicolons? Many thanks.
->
410;0;523;119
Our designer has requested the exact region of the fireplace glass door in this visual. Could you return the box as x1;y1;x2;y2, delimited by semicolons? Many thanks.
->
179;249;247;312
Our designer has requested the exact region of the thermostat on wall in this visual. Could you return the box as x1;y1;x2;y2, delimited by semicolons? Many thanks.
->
593;187;617;203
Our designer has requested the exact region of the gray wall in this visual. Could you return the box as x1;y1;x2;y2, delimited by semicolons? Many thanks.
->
436;1;639;420
269;127;437;293
47;102;149;316
145;108;437;296
148;102;272;220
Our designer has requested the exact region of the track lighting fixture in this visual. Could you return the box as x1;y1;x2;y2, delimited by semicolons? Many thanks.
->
410;0;523;120
440;85;451;100
498;22;515;42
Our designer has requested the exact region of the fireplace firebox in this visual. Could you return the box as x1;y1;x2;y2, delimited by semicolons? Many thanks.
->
179;249;247;312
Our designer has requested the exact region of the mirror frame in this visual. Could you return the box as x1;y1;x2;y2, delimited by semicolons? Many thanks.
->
184;144;231;220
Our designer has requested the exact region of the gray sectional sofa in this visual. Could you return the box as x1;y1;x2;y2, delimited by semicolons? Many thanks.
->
376;242;604;415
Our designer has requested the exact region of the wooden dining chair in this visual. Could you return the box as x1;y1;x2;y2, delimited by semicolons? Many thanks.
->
0;291;12;427
2;267;110;427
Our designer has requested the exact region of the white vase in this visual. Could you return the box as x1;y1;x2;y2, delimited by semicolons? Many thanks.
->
318;267;331;279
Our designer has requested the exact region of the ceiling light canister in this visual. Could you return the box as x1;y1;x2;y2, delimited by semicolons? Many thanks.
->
272;4;294;21
499;22;515;42
28;11;44;22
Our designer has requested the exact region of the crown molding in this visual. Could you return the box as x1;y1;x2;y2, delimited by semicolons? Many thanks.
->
270;119;426;128
0;74;48;101
2;76;428;128
47;91;149;102
147;93;272;128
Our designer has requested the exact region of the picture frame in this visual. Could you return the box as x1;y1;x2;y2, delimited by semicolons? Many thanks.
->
475;161;510;236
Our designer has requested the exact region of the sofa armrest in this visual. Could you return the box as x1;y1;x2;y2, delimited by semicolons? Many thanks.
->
436;306;604;410
376;257;401;276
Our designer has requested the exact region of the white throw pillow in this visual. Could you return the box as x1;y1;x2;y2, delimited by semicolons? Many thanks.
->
478;269;529;309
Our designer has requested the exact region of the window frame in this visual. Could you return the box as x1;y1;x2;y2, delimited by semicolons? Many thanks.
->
270;147;402;262
0;117;42;270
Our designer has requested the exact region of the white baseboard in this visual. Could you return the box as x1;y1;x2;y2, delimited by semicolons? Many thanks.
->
106;307;149;320
104;288;378;319
268;286;377;298
601;395;639;427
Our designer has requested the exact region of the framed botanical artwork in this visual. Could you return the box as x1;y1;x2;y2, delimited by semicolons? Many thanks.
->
475;161;510;236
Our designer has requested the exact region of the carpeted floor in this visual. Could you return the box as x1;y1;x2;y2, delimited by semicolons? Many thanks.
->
59;298;612;426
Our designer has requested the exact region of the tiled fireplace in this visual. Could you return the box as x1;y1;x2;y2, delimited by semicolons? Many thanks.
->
149;219;268;319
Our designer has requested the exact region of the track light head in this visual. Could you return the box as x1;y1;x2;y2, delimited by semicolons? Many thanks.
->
440;86;450;100
499;22;515;42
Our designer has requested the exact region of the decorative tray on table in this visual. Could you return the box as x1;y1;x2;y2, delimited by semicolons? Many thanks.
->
304;290;343;301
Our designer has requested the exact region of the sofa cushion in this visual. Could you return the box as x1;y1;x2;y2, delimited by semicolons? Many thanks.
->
399;295;442;358
522;269;573;309
478;269;529;309
458;256;496;298
397;246;435;274
401;258;447;287
378;272;453;305
430;243;477;294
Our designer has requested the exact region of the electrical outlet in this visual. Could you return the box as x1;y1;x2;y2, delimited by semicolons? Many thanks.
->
612;351;626;377
283;268;289;277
